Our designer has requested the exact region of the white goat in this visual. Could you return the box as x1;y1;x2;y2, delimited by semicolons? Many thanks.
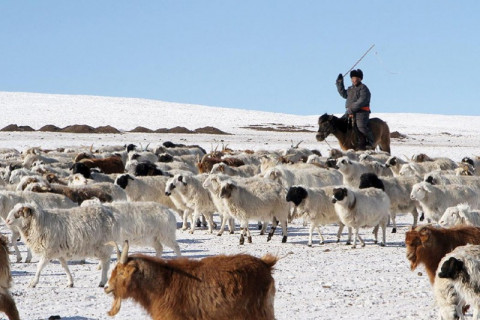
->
439;204;480;227
336;156;385;187
410;182;480;223
286;185;351;246
332;187;390;248
5;203;115;287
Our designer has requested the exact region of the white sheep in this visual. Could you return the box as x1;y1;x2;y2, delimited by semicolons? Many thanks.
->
219;177;289;244
5;203;115;287
439;203;480;227
285;185;351;246
435;244;480;319
332;187;390;248
82;201;181;257
410;182;480;223
210;162;260;177
359;172;422;232
164;173;216;234
335;156;385;187
0;191;77;262
263;164;342;188
114;174;176;208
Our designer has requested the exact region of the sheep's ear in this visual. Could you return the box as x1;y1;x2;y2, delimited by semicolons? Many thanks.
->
422;183;432;193
15;206;33;218
127;175;134;181
227;182;237;191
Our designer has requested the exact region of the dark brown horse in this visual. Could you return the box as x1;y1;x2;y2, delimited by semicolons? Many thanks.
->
316;113;391;154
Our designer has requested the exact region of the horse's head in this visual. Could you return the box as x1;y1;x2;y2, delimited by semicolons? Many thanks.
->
316;113;336;141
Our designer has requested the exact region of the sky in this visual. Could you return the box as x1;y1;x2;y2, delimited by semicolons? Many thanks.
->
0;1;479;116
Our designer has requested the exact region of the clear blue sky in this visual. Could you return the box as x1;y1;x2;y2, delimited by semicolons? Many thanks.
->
1;1;479;116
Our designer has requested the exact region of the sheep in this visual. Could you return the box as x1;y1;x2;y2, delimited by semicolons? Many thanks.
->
196;155;245;174
331;187;390;248
114;174;176;209
263;164;342;188
423;170;480;188
219;178;290;244
27;182;114;205
335;156;385;187
0;190;77;262
439;203;480;227
83;201;181;257
359;172;422;232
399;161;456;178
385;156;409;176
104;240;277;320
405;225;480;284
434;244;480;318
410;181;480;223
436;244;480;319
154;143;206;158
5;203;115;287
77;155;125;174
285;186;351;246
210;162;260;177
164;174;216;234
8;167;36;185
0;235;20;320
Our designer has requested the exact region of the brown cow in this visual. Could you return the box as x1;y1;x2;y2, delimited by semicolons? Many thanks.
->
405;224;480;284
105;241;277;320
0;235;20;320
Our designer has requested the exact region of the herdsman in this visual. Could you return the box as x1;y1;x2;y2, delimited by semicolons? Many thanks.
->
336;69;375;150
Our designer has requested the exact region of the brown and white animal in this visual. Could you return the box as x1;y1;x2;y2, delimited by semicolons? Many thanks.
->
0;235;20;320
104;241;277;320
77;155;124;174
405;225;480;284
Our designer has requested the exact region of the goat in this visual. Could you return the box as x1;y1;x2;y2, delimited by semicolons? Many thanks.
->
77;155;124;174
104;240;277;320
405;225;480;284
0;235;20;320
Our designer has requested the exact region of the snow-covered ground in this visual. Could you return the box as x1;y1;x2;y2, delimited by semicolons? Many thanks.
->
0;91;479;319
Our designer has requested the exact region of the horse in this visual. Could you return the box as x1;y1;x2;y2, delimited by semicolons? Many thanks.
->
316;113;391;154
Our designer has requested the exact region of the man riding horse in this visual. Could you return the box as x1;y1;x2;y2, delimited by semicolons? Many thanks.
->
336;69;375;151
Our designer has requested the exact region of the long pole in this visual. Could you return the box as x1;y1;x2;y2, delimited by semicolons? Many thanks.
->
344;44;375;77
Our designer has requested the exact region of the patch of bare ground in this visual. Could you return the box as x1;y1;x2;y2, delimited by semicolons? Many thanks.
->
390;131;407;139
61;125;96;134
38;125;62;132
0;124;230;135
0;124;35;132
194;126;230;135
241;124;315;132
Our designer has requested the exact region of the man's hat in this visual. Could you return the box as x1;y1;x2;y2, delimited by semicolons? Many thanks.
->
350;69;363;80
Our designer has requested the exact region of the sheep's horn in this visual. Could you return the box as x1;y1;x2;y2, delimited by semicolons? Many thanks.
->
120;240;129;264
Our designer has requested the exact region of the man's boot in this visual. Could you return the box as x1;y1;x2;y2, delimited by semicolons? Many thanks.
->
357;135;366;151
365;130;375;149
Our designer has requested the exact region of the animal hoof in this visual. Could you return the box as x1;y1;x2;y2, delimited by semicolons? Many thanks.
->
282;236;287;243
248;236;252;243
361;243;366;247
216;233;222;237
257;223;262;230
16;257;22;263
319;241;325;245
67;283;74;288
351;245;357;249
229;231;234;234
391;228;397;233
308;243;312;247
345;241;351;245
239;235;245;245
379;243;385;247
98;283;105;288
419;213;425;221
